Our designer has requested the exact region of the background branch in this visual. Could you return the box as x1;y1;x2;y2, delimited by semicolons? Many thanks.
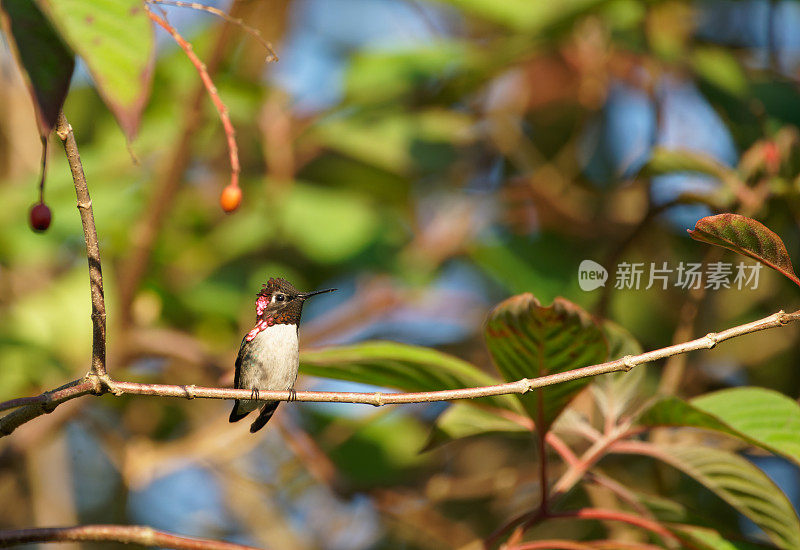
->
0;525;260;550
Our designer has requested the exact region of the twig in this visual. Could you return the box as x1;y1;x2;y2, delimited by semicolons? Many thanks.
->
147;0;278;62
55;113;108;380
0;524;260;550
2;309;798;437
118;6;238;327
37;134;47;203
147;8;240;194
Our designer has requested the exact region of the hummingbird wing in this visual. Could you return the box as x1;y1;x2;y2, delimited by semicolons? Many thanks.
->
229;340;250;423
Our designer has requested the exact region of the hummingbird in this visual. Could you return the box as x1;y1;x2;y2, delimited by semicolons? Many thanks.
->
229;277;335;433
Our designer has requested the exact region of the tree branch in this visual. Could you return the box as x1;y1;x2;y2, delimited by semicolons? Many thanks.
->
1;309;798;437
55;112;107;379
0;525;260;550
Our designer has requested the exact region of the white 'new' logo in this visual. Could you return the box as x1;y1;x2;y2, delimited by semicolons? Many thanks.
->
578;260;608;291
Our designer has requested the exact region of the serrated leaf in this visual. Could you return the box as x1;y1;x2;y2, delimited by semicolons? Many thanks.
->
300;341;520;412
688;214;800;288
485;294;608;432
37;0;154;138
0;0;75;133
644;445;800;549
425;403;529;450
639;388;800;467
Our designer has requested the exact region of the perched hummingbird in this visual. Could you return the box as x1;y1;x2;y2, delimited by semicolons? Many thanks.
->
230;278;335;433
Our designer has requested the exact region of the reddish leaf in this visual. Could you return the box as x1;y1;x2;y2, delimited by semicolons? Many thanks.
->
688;213;800;288
0;0;74;134
485;294;608;432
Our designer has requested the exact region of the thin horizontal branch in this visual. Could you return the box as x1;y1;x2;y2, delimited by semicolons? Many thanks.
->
1;309;798;437
0;524;259;550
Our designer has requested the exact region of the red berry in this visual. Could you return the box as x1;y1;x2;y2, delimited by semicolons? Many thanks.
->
220;185;242;213
29;202;51;232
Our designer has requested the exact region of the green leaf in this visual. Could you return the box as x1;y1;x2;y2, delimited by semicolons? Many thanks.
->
602;319;642;360
639;388;800;467
425;403;529;449
300;341;520;412
593;322;646;420
670;524;773;550
436;0;606;33
279;182;380;263
691;46;748;98
646;445;800;549
344;42;479;105
688;214;800;288
310;109;474;175
37;0;154;138
485;294;608;431
643;147;739;184
0;0;74;133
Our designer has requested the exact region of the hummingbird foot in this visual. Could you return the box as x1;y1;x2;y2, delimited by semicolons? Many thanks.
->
288;388;297;402
250;388;260;401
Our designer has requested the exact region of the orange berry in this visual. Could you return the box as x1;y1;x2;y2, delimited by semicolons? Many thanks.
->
220;185;242;213
29;202;52;232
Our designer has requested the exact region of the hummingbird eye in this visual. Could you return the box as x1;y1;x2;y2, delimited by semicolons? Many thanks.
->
273;294;285;303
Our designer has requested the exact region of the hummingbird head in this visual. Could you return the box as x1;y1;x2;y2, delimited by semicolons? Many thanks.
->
255;278;336;325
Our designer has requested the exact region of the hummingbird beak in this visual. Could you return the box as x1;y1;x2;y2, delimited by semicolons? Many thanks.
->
298;288;336;300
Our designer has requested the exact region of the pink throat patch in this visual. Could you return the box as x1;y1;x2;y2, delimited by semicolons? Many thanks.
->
246;317;274;342
255;295;269;316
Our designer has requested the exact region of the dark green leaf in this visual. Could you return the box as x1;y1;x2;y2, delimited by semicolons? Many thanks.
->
645;445;800;549
425;403;529;450
670;524;774;550
485;294;607;431
688;214;800;288
0;0;74;133
300;341;520;412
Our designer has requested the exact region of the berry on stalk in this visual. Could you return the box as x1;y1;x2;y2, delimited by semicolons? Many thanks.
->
220;184;242;213
29;202;52;232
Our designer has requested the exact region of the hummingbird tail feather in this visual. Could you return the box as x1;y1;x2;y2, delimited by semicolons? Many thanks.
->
250;402;279;433
229;400;255;423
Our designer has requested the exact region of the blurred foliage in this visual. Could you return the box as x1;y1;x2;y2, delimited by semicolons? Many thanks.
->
2;0;800;548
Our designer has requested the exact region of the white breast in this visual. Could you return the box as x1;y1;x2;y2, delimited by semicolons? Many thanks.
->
242;323;300;391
